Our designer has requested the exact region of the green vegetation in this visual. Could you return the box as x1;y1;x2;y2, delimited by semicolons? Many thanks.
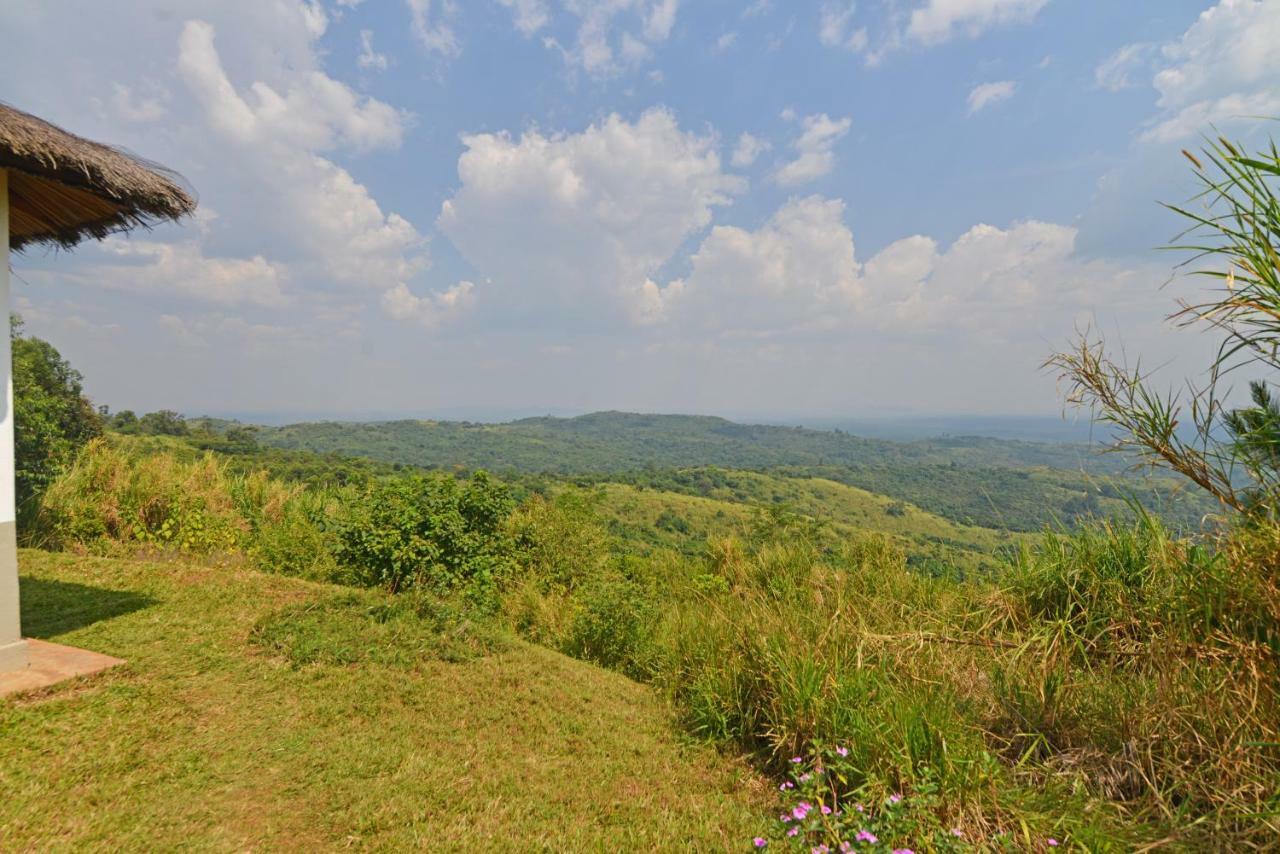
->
1;551;765;849
7;131;1280;850
11;316;102;520
249;413;1209;533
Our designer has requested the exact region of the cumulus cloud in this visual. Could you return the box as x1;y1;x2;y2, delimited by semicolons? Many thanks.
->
967;80;1015;114
774;113;851;186
437;108;742;324
659;196;862;332
906;0;1049;46
176;18;433;311
646;195;1156;342
178;20;405;151
381;280;476;328
1142;0;1280;142
731;132;770;167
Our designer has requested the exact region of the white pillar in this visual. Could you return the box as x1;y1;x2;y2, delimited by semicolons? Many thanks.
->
0;169;28;672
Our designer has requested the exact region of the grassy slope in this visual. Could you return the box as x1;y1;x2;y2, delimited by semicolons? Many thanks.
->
0;551;766;851
588;474;1021;573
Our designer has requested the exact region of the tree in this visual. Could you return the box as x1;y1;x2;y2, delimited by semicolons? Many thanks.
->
109;409;140;433
1048;134;1280;519
138;409;189;436
11;316;102;514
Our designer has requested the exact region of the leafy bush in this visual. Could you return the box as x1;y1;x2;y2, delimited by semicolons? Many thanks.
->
562;577;655;679
11;316;102;517
332;471;516;599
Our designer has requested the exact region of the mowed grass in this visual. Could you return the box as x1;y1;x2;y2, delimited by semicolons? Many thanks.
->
0;550;767;851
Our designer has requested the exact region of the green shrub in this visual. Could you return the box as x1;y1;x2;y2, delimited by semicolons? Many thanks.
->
332;471;516;600
563;576;655;679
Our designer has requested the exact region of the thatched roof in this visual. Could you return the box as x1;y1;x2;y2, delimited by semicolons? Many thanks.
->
0;102;195;251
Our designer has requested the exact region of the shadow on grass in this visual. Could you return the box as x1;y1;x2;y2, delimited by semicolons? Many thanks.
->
18;577;154;638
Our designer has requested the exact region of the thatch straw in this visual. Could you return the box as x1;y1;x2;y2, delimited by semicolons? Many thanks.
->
0;102;196;251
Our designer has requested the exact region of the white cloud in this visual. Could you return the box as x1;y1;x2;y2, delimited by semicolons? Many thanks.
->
497;0;551;35
382;280;476;328
178;20;405;151
357;29;389;71
774;113;851;186
819;2;868;52
967;80;1015;114
406;0;459;56
437;108;743;324
533;0;682;76
174;18;452;326
731;132;770;167
906;0;1049;46
1142;0;1280;142
649;196;1154;341
1094;43;1150;92
300;1;329;38
662;196;862;332
53;237;290;308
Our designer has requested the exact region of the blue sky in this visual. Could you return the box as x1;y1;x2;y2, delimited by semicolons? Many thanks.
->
2;0;1277;421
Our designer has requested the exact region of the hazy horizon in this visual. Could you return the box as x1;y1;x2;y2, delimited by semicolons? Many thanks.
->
3;0;1269;418
184;406;1101;444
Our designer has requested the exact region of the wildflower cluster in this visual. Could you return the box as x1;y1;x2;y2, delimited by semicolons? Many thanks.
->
751;746;1065;851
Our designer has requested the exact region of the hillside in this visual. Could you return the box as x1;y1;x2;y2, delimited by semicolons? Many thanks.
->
248;412;1213;532
1;551;766;849
579;473;1020;575
258;411;1122;473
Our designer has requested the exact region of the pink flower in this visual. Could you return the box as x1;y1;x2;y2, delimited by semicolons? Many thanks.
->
839;844;853;854
811;847;830;854
792;802;812;820
787;827;800;838
799;773;812;783
855;830;878;844
753;838;768;848
888;793;902;805
893;850;915;854
821;805;832;815
1048;840;1059;848
780;782;794;791
835;746;849;757
791;756;804;764
780;814;790;823
854;803;865;813
951;828;964;838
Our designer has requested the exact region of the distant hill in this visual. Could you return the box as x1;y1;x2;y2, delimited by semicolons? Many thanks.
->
256;410;1124;475
247;411;1214;533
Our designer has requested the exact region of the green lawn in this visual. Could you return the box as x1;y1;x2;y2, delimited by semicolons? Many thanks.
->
0;550;767;851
